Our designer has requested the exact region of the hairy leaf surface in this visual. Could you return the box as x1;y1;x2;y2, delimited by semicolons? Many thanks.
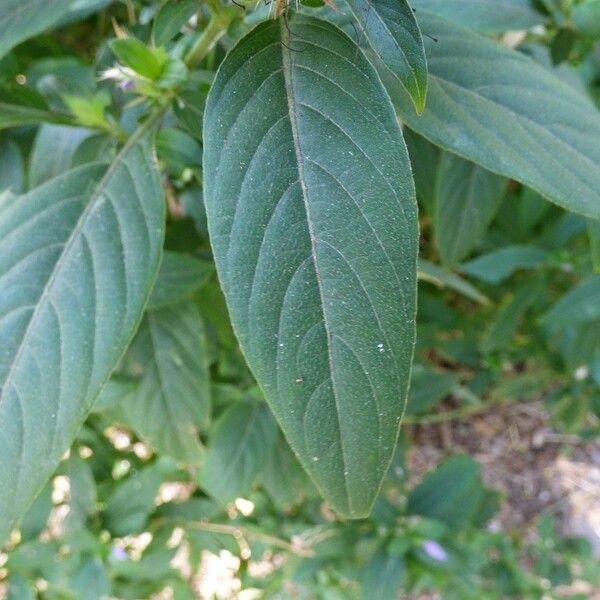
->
203;15;418;517
0;122;164;543
390;11;600;220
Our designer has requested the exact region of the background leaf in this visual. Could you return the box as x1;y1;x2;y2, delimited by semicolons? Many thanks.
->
433;153;506;266
411;0;545;33
203;15;418;518
200;402;278;504
389;11;600;221
121;301;210;464
0;121;164;544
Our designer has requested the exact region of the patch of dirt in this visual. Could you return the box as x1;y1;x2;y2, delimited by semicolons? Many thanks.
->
407;398;600;550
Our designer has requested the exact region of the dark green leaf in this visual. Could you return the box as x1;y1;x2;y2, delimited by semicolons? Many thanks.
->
200;402;278;504
18;481;53;542
203;15;418;518
403;128;440;215
434;153;506;266
391;11;600;220
346;0;427;112
0;120;165;545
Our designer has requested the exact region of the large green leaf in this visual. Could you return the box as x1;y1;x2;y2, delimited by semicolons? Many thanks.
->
434;153;506;266
411;0;545;33
0;120;164;544
122;301;210;464
345;0;427;112
389;11;600;221
203;15;418;518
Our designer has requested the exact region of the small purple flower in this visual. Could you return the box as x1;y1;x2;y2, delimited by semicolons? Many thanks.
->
111;545;128;561
119;79;136;91
421;539;448;562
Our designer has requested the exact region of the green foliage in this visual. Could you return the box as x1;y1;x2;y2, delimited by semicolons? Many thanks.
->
1;0;600;597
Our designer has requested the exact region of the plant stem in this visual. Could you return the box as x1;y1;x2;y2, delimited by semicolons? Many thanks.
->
185;15;229;69
187;521;314;557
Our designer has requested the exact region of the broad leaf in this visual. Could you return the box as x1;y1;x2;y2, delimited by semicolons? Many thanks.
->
411;0;545;33
389;11;600;221
200;402;278;504
0;120;164;544
203;15;418;517
346;0;427;113
434;153;506;266
122;301;210;464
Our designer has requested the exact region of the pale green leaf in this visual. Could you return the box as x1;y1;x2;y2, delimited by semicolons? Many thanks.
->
0;120;165;545
389;11;600;220
573;0;600;38
361;550;405;600
203;15;418;518
346;0;427;112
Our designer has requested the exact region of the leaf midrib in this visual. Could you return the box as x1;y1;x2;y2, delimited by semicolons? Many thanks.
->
279;20;353;513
